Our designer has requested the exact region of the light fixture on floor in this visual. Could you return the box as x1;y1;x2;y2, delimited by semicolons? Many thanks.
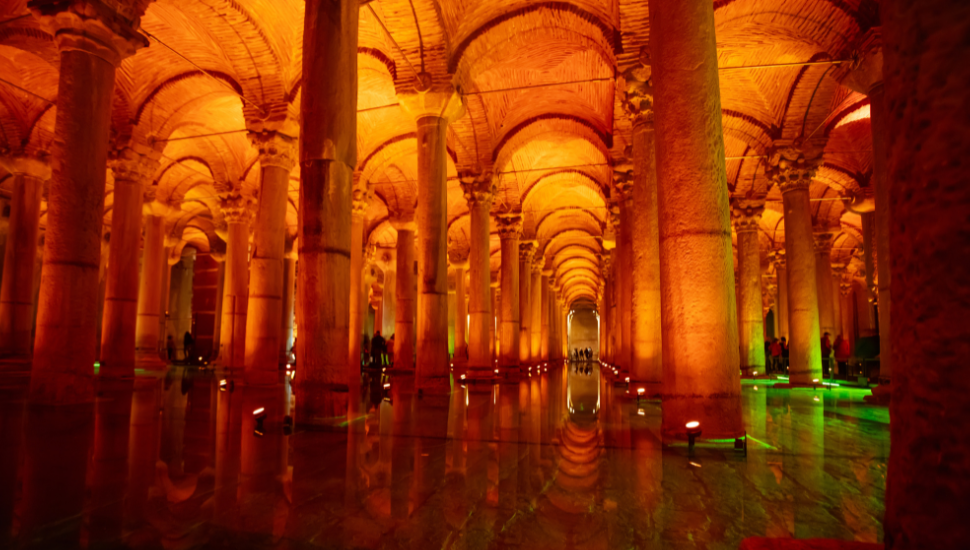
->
253;407;267;437
219;379;234;393
686;421;702;455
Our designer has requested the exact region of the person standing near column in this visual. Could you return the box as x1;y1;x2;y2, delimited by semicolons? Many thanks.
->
0;155;48;363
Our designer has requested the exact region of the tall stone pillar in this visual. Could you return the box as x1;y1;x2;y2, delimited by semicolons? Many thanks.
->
732;201;766;377
462;171;494;377
838;277;854;351
518;242;534;366
398;79;465;391
391;220;416;371
769;151;823;384
347;188;369;378
540;272;551;361
279;249;296;364
489;278;498;361
598;253;612;362
28;4;147;403
375;247;396;337
650;0;743;438
0;157;48;361
843;29;892;385
771;250;789;338
134;210;169;365
831;269;843;338
168;247;195;352
218;191;254;370
880;2;970;545
496;215;521;374
614;184;633;376
450;256;468;365
813;230;837;340
530;256;543;362
624;102;663;393
243;132;296;384
100;151;156;377
596;281;606;360
297;0;358;422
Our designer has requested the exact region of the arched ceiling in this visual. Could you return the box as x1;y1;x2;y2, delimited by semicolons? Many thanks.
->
0;0;880;306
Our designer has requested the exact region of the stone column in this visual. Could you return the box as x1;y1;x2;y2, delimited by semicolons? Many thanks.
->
732;200;766;377
375;247;396;337
28;5;147;403
134;209;169;365
496;215;521;374
391;219;416;371
168;247;195;353
879;1;970;544
398;79;465;392
462;171;495;377
0;157;48;361
650;0;743;439
518;242;534;366
540;271;551;361
626;105;663;393
813;231;837;339
771;250;789;338
838;277;854;351
489;278;498;361
450;255;468;366
297;0;358;422
598;253;612;362
843;29;892;385
769;152;823;384
596;281;606;360
218;191;254;371
100;151;156;377
279;237;296;364
243;132;296;384
347;188;369;378
614;184;634;376
530;256;543;362
831;269;843;338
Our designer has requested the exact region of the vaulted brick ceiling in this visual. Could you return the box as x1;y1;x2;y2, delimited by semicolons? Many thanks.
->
0;0;879;305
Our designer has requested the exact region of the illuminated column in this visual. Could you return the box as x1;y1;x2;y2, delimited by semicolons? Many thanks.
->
596;281;606;360
831;268;844;338
540;271;551;361
838;276;854;351
518;242;534;366
398;80;465;392
771;250;789;338
450;255;468;366
218;191;254;371
279;240;296;363
843;29;892;384
134;208;170;366
347;187;369;378
244;132;297;384
769;152;823;384
625;101;663;393
530;256;543;362
496;214;521;374
462;171;494;377
860;212;878;334
100;152;157;377
29;5;147;403
615;181;634;376
607;249;618;364
732;200;766;377
651;0;743;439
391;217;416;371
297;0;357;422
375;247;397;337
813;230;837;339
490;277;498;361
598;253;612;362
0;157;48;360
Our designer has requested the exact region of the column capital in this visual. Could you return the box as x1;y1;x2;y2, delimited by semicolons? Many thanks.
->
813;230;837;254
0;154;51;180
389;209;417;232
766;146;822;194
219;190;256;225
352;186;371;220
396;73;466;123
840;28;883;96
612;168;634;203
459;167;496;208
519;241;536;262
620;52;655;127
448;249;469;269
284;233;298;260
110;147;159;185
494;213;522;241
374;246;396;270
731;198;765;233
532;253;545;273
839;280;853;297
770;248;786;270
249;130;297;171
29;0;149;66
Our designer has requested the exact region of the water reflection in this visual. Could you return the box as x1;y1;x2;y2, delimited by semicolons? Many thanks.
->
0;362;887;548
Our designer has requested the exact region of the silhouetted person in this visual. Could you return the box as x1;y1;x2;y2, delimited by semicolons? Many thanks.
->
780;337;789;370
183;331;194;362
834;334;851;378
821;332;833;374
372;331;387;367
166;335;176;362
769;338;782;372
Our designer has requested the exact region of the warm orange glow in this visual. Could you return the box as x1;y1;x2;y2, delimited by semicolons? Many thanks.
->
686;421;700;429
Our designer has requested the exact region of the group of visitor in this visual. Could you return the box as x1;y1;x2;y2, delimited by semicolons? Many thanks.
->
766;332;852;378
165;331;196;363
572;348;593;361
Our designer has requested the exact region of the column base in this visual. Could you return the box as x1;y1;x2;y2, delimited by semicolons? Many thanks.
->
135;350;168;370
863;381;891;405
416;373;451;394
294;381;348;427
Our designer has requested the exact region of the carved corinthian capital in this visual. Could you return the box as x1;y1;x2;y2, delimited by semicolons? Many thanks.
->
250;131;297;171
765;147;822;194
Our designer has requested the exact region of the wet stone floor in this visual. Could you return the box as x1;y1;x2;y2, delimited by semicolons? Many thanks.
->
0;362;887;549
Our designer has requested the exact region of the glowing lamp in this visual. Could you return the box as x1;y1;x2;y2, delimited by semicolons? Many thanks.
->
686;421;700;430
637;388;645;395
253;407;267;437
494;369;499;374
813;378;819;383
686;420;702;453
637;409;645;416
753;386;758;391
814;395;820;402
219;379;234;393
383;383;390;389
625;377;630;382
460;374;466;380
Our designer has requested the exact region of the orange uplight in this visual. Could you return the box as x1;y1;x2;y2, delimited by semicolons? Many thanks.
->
686;421;700;429
637;388;645;395
253;407;265;416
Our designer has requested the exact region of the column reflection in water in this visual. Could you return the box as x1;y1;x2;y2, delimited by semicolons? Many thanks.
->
88;379;134;546
238;383;290;542
126;377;162;536
0;385;26;547
462;385;494;544
789;391;826;539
